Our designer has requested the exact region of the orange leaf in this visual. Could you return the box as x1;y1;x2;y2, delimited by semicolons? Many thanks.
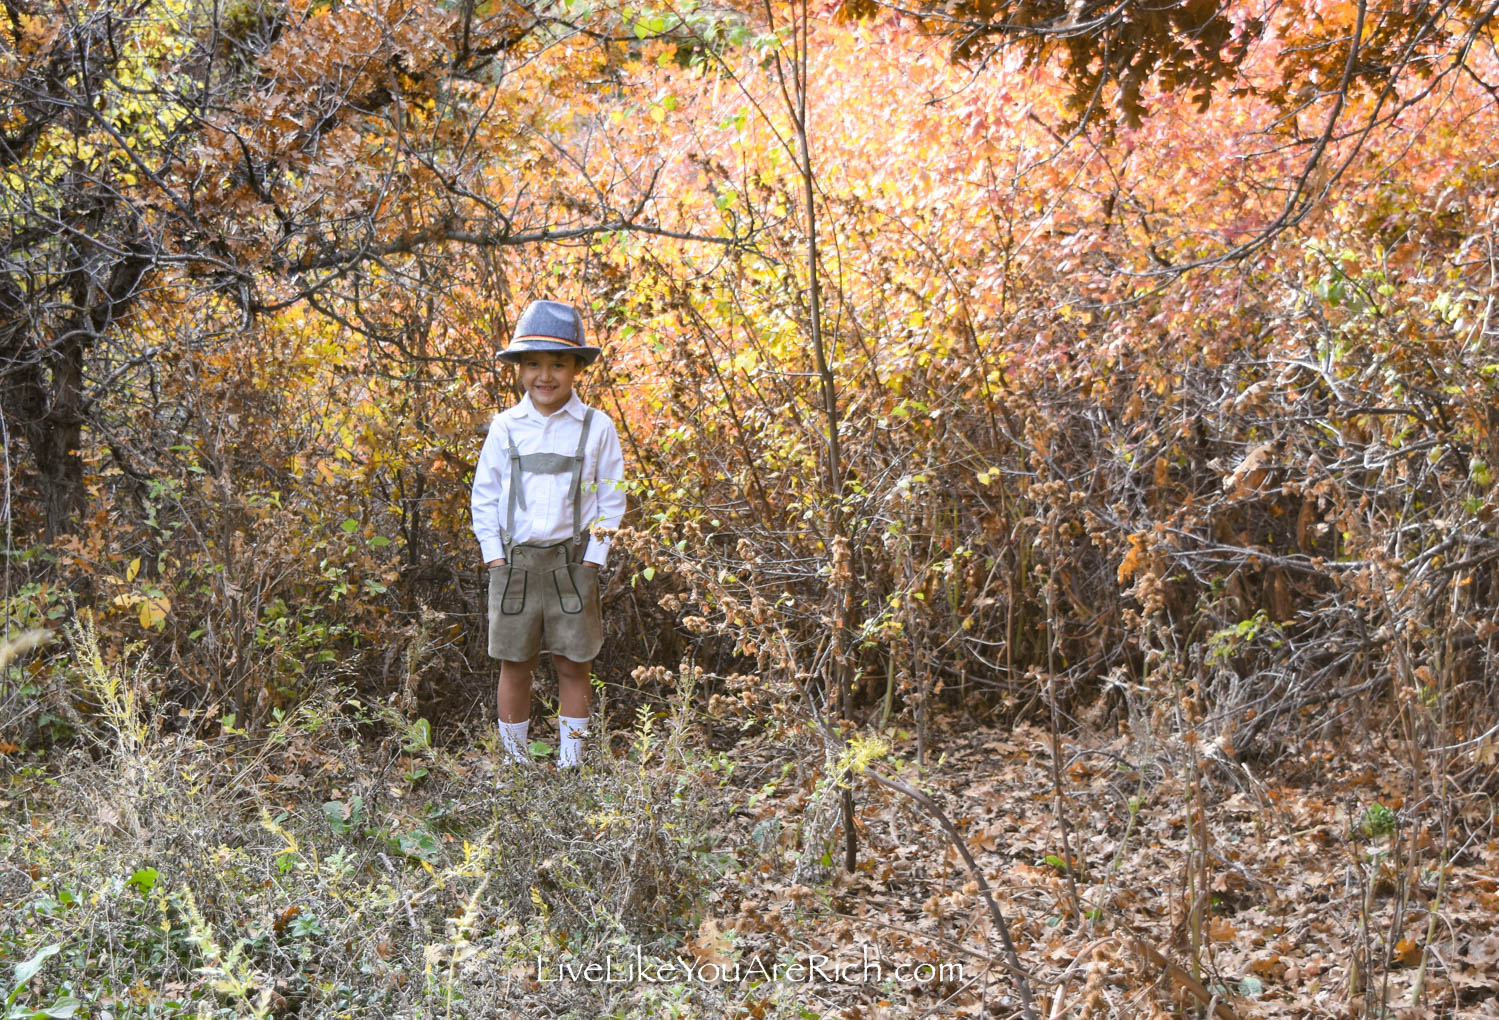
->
1208;916;1237;942
1394;938;1422;966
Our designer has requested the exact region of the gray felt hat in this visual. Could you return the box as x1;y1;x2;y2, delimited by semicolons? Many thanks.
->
497;299;602;366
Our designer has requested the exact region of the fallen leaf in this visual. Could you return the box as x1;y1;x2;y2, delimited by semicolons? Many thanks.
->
689;917;738;972
1209;916;1238;942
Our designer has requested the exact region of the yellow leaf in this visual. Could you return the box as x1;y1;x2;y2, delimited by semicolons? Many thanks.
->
1117;534;1145;584
126;557;141;582
139;596;169;630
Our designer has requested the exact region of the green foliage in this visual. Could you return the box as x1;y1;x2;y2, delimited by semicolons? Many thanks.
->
1360;802;1397;838
125;868;159;896
6;945;81;1020
1205;611;1276;666
320;796;366;837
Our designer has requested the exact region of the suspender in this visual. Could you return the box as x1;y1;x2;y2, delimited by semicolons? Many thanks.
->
501;408;595;557
569;408;594;549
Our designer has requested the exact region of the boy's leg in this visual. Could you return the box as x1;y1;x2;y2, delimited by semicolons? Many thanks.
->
498;656;539;764
554;656;592;767
554;656;591;717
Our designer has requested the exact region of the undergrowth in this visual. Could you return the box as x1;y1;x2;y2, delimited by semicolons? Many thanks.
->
0;625;774;1020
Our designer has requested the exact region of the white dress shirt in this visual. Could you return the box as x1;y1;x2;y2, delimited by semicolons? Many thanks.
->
471;392;627;566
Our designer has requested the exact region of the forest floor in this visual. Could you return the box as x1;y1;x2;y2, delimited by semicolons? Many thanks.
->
3;698;1497;1019
718;714;1499;1019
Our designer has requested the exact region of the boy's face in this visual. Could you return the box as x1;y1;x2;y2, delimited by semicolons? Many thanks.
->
516;351;582;415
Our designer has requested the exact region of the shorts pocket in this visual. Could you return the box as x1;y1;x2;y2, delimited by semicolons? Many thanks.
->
494;565;527;615
553;562;596;615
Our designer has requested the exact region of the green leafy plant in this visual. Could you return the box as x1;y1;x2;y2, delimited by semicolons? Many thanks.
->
1360;802;1397;838
321;796;367;837
6;944;81;1020
125;867;159;896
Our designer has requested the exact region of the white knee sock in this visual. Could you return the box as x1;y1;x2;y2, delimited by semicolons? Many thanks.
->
558;715;588;768
498;719;530;765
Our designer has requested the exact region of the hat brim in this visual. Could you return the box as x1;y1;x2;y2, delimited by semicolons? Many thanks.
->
497;339;602;366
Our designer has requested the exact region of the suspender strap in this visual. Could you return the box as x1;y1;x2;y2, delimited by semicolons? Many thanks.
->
504;431;524;557
571;409;595;548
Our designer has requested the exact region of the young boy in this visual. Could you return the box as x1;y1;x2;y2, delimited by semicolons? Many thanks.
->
470;299;626;767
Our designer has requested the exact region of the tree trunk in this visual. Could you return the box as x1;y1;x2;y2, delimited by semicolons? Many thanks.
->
0;231;153;538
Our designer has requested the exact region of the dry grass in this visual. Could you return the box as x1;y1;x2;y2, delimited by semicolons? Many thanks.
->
1;628;759;1020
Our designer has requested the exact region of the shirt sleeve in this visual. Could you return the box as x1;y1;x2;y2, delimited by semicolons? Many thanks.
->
583;415;627;567
470;415;510;564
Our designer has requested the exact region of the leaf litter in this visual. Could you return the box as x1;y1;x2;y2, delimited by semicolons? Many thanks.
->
709;715;1499;1019
4;707;1497;1019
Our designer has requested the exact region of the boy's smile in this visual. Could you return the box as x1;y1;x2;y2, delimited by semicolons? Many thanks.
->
516;352;582;415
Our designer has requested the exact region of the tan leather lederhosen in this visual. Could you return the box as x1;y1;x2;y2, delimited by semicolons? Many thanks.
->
486;410;603;662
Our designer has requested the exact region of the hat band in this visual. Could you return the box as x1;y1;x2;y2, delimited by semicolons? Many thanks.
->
511;334;583;349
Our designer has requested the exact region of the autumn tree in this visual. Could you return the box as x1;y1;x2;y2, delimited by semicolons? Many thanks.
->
0;0;726;541
574;0;1499;765
4;0;1496;757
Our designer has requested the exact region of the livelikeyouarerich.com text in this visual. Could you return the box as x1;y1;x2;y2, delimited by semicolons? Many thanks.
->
537;945;965;986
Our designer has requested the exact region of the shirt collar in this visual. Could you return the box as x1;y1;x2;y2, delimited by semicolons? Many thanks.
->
513;391;585;422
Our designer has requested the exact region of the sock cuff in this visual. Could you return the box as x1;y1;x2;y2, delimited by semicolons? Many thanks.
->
497;719;531;764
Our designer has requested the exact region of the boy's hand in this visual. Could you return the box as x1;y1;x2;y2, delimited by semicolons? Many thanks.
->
487;558;505;567
584;561;603;568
